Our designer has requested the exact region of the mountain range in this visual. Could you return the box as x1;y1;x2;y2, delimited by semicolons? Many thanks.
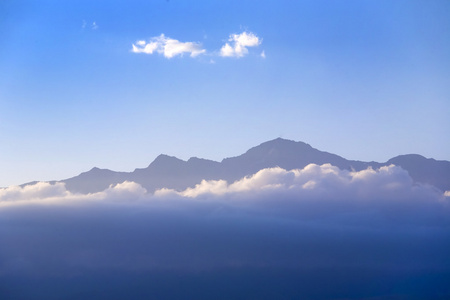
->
23;138;450;193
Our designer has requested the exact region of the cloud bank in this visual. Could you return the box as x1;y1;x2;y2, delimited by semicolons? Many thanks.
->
158;164;434;199
1;164;448;227
1;164;449;299
131;34;206;58
2;164;446;205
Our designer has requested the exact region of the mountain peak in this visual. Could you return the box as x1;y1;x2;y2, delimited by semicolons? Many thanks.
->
242;138;313;158
187;157;219;163
84;167;114;174
154;154;183;161
257;138;312;149
388;154;427;162
147;154;186;169
187;156;203;162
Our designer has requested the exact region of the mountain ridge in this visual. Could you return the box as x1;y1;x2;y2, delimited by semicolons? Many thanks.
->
19;138;450;193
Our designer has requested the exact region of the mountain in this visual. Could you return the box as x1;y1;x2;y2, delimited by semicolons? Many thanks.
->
387;154;450;191
63;167;129;194
220;138;381;181
23;138;450;194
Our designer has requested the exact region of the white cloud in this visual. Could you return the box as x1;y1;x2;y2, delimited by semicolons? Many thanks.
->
220;31;262;58
103;181;147;201
153;164;439;204
0;181;148;206
219;43;234;57
0;181;70;203
131;34;206;58
92;21;98;30
131;31;263;60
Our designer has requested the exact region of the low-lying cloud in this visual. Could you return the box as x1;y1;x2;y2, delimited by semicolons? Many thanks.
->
1;164;446;208
1;164;449;299
159;164;432;198
1;164;449;229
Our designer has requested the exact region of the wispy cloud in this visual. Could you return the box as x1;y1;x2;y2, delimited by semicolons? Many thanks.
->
131;34;206;58
82;20;98;30
219;31;262;58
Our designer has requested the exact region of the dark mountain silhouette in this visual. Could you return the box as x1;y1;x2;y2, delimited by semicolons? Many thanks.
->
220;138;381;181
22;138;450;194
387;154;450;191
129;154;222;193
63;167;129;194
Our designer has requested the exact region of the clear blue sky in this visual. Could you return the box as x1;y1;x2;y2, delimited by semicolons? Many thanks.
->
1;0;449;187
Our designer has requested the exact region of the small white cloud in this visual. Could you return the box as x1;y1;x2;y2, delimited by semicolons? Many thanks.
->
132;42;159;55
261;51;266;58
131;34;206;59
220;31;262;58
104;181;147;201
92;22;98;30
219;43;234;57
180;179;229;198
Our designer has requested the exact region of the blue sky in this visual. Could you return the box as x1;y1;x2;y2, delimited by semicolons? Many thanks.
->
1;0;449;186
